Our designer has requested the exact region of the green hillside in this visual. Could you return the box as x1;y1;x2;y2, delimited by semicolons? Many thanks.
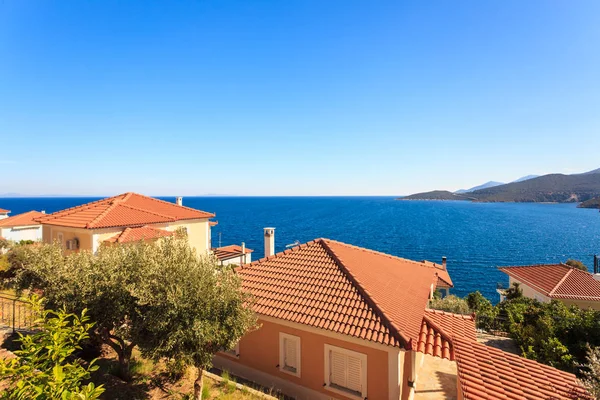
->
403;169;600;204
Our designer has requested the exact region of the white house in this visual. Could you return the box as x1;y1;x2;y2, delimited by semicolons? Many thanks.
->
0;210;45;242
0;208;9;220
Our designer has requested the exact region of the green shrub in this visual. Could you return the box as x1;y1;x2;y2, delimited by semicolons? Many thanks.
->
429;295;471;314
0;296;104;399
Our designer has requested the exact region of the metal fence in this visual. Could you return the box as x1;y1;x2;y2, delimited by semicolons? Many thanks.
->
475;314;510;337
0;294;38;332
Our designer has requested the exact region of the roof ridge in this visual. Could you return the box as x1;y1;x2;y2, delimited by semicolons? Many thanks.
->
87;203;176;228
319;239;411;348
237;239;320;270
36;194;123;222
499;264;571;297
132;193;216;217
321;238;441;270
86;198;125;228
548;268;574;297
498;263;568;269
422;314;454;344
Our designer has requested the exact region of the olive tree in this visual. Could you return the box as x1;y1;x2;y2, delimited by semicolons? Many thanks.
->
15;236;256;391
132;237;257;399
581;345;600;399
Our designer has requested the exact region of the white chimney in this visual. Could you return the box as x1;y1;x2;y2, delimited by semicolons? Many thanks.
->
442;256;447;269
241;242;246;264
264;227;275;257
176;197;183;206
41;210;46;214
594;274;600;282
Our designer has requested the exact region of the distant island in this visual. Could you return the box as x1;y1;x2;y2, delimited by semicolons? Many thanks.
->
400;168;600;206
579;197;600;209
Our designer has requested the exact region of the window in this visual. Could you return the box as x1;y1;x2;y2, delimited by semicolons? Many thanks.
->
324;344;367;399
279;333;301;377
57;232;64;248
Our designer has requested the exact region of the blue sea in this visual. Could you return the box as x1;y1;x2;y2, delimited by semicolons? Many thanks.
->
2;196;600;302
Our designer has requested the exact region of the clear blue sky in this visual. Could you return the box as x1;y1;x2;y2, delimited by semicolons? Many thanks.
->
1;1;599;196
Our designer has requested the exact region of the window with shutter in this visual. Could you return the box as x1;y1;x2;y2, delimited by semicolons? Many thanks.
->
324;344;367;399
279;333;301;377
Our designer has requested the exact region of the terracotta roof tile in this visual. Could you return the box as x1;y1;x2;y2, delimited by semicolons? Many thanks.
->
104;226;174;243
454;337;592;400
0;211;44;228
0;208;10;214
35;193;214;229
237;239;446;349
417;309;476;360
499;264;600;301
212;245;253;262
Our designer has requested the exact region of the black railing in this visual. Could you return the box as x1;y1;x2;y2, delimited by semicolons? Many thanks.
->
0;295;37;332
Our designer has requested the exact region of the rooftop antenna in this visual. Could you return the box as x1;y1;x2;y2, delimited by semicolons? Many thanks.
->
285;240;300;248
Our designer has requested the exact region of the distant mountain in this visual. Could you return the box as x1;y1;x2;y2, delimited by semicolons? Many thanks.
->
400;191;475;201
580;168;600;175
455;181;504;194
512;175;539;183
403;168;600;204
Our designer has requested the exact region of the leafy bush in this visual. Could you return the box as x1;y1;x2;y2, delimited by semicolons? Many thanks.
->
429;295;471;314
0;296;104;399
566;259;588;272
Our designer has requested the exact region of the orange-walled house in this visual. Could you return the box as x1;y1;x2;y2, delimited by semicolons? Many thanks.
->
214;231;465;400
35;193;215;254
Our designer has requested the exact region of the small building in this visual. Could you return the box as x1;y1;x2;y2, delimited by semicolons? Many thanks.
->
0;208;9;220
498;263;600;310
0;210;45;242
35;192;215;254
214;229;470;400
212;244;253;266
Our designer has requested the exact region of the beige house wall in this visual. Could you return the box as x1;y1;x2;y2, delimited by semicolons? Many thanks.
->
214;316;406;400
509;277;550;303
41;218;210;255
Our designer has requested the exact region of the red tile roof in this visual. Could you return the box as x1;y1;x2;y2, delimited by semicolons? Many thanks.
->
417;309;476;360
210;221;218;227
213;245;253;262
237;239;448;350
499;264;600;301
0;211;45;228
454;337;592;400
35;193;214;229
0;208;9;214
104;226;174;244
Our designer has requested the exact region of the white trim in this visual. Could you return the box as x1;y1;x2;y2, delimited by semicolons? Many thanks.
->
279;332;301;377
324;344;367;400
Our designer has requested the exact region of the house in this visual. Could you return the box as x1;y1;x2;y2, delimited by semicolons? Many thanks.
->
0;210;45;242
498;263;600;310
213;243;253;266
0;208;9;220
213;228;467;400
35;193;215;254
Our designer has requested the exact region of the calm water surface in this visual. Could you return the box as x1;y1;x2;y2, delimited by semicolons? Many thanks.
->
3;196;600;302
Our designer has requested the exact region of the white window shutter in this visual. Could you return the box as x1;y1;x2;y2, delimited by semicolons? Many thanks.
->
346;355;363;393
330;350;347;387
284;338;297;370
